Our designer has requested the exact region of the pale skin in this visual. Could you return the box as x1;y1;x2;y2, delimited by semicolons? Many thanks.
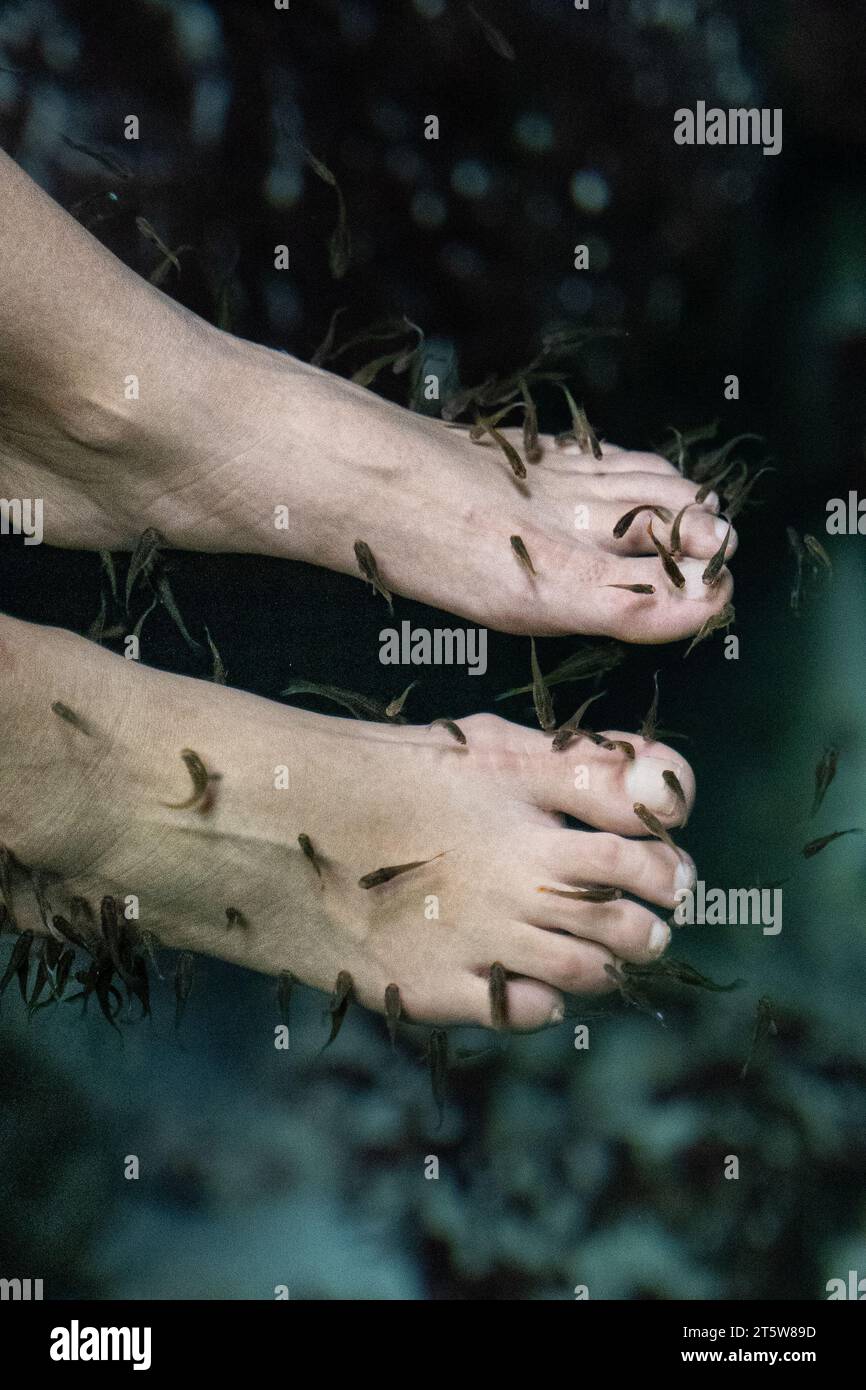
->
0;150;731;1030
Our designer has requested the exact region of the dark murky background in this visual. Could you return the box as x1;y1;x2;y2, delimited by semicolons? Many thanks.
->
1;0;865;1299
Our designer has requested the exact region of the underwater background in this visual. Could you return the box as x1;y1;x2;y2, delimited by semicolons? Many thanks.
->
1;0;865;1300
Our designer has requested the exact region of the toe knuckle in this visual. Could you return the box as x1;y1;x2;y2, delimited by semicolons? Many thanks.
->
593;833;627;880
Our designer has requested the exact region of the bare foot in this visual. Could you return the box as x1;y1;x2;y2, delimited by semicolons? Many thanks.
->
0;303;734;641
0;614;696;1031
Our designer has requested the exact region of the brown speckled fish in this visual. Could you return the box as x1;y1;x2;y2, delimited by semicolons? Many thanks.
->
385;983;402;1051
354;540;393;614
359;852;446;889
530;637;555;732
489;961;509;1030
510;535;536;577
162;750;215;811
322;970;354;1049
51;701;92;736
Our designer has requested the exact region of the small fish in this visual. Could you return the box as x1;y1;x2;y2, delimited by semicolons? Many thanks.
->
99;549;119;604
51;701;92;737
497;641;626;700
277;970;294;1028
551;690;607;752
641;670;661;742
804;533;833;576
352;350;409;388
442;378;494;422
683;601;735;657
148;242;193;287
323;970;353;1050
27;939;56;1016
162;749;215;811
225;907;248;930
723;465;774;520
213;244;240;331
581;730;619;750
662;770;688;823
310;305;348;366
93;957;124;1033
132;595;158;641
126;528;164;613
0;930;33;1002
427;1028;449;1128
469;402;522;438
354;540;394;615
603;583;655;594
740;995;777;1079
100;895;135;984
560;385;602;459
530;637;555;732
384;982;402;1051
282;681;395;722
326;315;418;364
298;145;351;279
624;958;742;993
612;505;673;540
359;851;446;890
661;420;719;471
604;962;666;1026
690;432;761;481
663;426;687;473
606;739;636;761
669;503;695;555
204;627;227;684
52;911;93;956
0;847;19;922
62;135;132;179
174;951;195;1031
648;523;686;589
125;953;151;1020
510;535;536;577
385;683;417;719
787;527;805;614
53;945;76;1004
70;896;96;940
479;420;526;479
489;961;509;1030
537;885;623;903
298;833;323;884
519;380;542;463
139;930;164;980
87;590;107;645
802;828;863;859
430;718;467;746
135;217;182;277
811;745;838;817
694;454;745;504
633;802;678;852
702;523;732;587
156;574;202;652
31;872;55;937
468;2;516;60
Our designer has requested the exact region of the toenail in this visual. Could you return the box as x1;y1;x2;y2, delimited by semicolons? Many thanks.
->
714;515;731;540
549;1002;565;1024
649;917;671;955
702;491;720;513
626;756;677;814
674;855;697;893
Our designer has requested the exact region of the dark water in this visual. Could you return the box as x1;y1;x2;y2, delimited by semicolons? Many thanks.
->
1;0;865;1300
